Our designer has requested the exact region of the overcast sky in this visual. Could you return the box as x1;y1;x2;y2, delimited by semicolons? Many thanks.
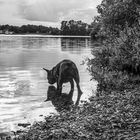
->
0;0;102;27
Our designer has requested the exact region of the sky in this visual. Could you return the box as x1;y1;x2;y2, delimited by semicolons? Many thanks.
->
0;0;102;27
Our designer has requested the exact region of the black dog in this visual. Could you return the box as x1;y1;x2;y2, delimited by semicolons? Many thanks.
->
43;59;83;105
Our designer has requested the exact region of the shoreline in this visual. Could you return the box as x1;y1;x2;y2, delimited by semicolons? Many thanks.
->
0;34;91;38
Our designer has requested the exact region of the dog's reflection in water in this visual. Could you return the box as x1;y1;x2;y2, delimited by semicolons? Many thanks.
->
45;86;73;111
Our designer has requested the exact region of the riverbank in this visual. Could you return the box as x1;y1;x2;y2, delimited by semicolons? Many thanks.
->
5;85;139;140
0;34;91;38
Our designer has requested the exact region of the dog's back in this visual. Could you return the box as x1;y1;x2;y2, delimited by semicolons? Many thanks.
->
52;59;80;83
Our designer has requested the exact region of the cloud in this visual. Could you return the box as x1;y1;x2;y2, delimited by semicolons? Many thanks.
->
0;0;22;22
19;0;60;22
0;0;4;4
0;0;102;26
19;0;101;23
61;8;98;23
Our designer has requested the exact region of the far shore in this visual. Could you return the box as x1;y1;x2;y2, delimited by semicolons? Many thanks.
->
0;34;91;38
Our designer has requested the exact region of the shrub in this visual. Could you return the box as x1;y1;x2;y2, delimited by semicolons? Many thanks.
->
87;0;140;95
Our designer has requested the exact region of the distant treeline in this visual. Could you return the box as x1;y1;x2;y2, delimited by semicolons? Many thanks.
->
0;24;60;35
0;20;99;37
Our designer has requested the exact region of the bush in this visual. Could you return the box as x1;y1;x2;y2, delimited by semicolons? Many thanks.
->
87;0;140;95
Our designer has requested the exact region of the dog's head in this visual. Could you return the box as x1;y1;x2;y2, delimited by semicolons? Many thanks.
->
43;68;56;84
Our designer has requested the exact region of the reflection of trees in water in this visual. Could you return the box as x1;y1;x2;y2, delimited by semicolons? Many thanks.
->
0;36;61;49
45;86;73;112
0;36;23;49
21;37;60;49
61;37;91;52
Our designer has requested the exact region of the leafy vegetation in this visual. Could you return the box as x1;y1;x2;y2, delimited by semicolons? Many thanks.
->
0;24;60;35
88;0;140;94
60;20;90;36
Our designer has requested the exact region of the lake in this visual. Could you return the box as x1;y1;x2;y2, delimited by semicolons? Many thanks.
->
0;35;97;133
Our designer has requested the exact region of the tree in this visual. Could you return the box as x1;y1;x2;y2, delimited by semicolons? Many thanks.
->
87;0;140;94
0;24;60;35
60;20;89;35
90;19;101;39
97;0;140;37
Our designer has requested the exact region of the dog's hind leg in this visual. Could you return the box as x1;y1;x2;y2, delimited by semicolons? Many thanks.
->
69;79;74;101
72;68;83;105
75;82;83;105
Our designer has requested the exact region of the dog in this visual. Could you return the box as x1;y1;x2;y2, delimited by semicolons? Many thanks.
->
43;59;83;105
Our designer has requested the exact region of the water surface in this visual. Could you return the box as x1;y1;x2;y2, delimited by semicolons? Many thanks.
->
0;35;97;132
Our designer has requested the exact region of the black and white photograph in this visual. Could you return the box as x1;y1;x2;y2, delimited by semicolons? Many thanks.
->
0;0;140;139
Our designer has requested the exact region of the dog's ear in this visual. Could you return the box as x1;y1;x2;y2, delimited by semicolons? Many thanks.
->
43;68;49;73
